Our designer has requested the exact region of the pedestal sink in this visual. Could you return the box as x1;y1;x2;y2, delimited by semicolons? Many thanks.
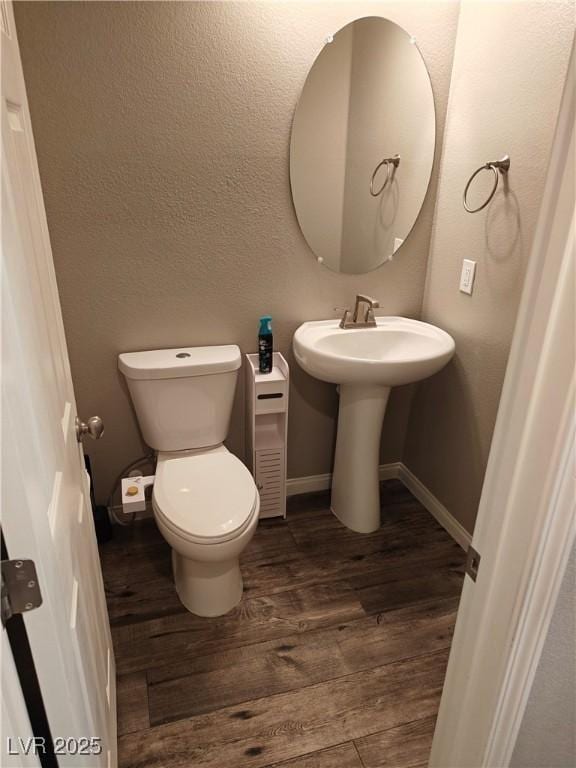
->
293;317;455;533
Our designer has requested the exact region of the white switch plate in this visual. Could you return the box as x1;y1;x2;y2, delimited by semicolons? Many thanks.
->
459;259;476;295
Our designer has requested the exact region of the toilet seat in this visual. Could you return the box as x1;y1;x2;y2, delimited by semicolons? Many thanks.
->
153;451;258;544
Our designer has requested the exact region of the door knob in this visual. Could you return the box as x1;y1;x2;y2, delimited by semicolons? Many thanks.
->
75;416;104;442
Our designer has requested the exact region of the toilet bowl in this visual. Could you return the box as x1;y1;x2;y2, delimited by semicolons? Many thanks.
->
153;446;259;616
118;344;259;617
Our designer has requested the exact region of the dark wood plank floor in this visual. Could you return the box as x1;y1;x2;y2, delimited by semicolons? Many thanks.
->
99;480;466;768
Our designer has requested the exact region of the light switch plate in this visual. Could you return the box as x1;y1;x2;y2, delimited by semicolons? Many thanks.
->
459;259;476;295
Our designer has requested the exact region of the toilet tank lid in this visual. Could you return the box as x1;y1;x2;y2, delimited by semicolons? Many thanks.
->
118;345;241;380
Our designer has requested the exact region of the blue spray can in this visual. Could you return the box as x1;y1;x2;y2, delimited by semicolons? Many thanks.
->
258;316;273;374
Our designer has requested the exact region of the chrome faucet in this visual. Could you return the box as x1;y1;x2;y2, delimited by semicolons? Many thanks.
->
339;294;380;329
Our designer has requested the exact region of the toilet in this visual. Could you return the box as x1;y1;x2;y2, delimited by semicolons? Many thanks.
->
118;345;259;617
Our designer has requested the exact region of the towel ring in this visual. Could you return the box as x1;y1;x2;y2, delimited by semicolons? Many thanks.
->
370;154;400;197
463;155;510;213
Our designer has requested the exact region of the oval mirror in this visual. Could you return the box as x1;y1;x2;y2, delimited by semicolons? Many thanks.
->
290;17;435;274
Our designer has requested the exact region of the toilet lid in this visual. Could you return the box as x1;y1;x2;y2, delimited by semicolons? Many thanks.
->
153;452;257;541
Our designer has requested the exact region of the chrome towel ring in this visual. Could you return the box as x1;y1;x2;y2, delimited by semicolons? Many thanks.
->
370;154;400;197
463;155;510;213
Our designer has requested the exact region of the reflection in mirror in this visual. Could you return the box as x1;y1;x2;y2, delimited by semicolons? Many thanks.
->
290;17;436;274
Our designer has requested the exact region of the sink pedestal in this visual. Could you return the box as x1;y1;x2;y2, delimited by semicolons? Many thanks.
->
331;384;390;533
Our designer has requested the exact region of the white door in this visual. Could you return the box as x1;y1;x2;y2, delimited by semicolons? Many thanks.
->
1;1;116;766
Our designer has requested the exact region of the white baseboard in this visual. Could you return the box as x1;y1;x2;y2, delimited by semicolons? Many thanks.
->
379;461;404;482
286;461;471;551
397;464;472;550
110;463;471;551
285;461;403;497
285;471;333;496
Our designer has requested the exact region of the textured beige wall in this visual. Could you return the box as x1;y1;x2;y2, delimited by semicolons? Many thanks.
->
403;0;574;534
15;1;460;505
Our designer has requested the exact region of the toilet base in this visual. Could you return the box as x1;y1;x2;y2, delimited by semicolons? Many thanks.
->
172;550;243;617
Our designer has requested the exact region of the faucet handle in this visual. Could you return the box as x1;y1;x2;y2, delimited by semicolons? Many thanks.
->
337;308;352;328
365;307;378;325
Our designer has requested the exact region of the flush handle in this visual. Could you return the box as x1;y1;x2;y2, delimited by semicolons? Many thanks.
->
75;416;104;442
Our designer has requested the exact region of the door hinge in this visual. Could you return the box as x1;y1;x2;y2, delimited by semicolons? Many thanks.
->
465;545;481;582
1;559;43;627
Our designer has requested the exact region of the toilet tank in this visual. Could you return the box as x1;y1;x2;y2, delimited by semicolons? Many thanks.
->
118;345;241;452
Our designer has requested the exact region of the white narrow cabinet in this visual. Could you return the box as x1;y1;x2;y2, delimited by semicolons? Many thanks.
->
245;353;289;519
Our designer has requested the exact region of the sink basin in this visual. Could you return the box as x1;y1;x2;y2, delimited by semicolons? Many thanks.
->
293;317;455;386
293;316;455;533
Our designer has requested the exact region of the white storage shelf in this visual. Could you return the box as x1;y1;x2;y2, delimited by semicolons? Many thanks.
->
246;353;289;519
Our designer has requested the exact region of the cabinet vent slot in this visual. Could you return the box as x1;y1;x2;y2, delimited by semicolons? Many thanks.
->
255;448;285;519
